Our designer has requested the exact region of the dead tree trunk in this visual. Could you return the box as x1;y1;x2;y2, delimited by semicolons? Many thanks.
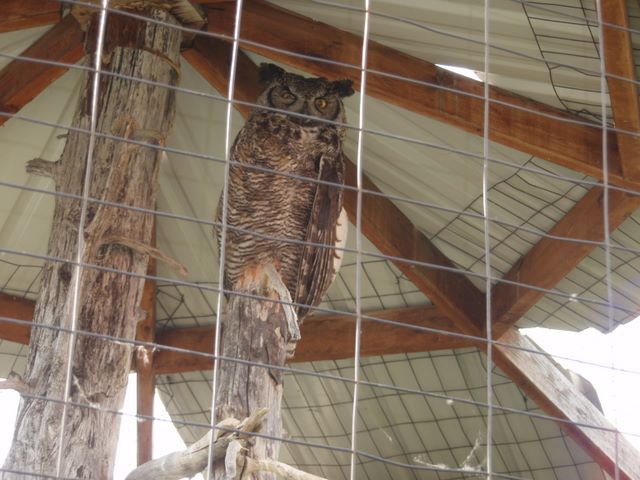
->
3;8;180;479
212;264;293;480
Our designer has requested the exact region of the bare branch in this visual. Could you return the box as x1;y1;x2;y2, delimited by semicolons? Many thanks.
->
26;158;59;180
0;372;31;396
101;235;189;278
125;408;268;480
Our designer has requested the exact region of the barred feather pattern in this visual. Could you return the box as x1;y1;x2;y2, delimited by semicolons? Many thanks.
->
215;110;347;322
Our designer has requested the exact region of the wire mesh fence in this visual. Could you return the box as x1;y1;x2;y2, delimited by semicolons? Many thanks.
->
0;0;639;478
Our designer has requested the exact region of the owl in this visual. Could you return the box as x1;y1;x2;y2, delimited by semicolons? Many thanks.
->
215;63;354;333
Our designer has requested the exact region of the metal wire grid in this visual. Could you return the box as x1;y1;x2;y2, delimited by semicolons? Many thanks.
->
0;0;636;478
522;0;612;123
154;350;610;480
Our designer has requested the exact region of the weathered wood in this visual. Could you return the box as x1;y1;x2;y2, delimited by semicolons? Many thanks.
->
213;264;289;479
491;187;640;337
152;305;473;374
0;299;470;370
0;15;84;127
125;409;269;480
71;0;205;35
0;0;61;33
2;7;180;479
494;329;640;480
205;0;628;187
295;304;476;362
601;0;640;179
135;258;157;466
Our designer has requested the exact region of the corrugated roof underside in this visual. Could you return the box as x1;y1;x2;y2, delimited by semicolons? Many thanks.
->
157;350;608;480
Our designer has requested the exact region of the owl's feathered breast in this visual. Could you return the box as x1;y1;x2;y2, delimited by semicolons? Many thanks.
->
218;111;346;320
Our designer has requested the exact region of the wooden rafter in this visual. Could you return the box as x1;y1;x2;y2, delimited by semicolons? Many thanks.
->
205;0;630;187
602;0;640;179
495;329;640;480
0;292;35;344
491;0;640;338
0;15;84;127
491;187;640;337
181;36;640;479
0;297;472;372
0;0;61;33
153;305;472;374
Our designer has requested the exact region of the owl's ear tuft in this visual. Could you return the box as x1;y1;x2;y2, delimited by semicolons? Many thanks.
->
259;63;285;84
330;79;355;98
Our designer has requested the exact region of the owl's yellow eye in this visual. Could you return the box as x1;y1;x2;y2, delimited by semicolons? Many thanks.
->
315;98;328;109
279;88;296;104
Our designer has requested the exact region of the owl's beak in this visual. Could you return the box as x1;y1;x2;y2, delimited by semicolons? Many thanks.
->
297;101;316;126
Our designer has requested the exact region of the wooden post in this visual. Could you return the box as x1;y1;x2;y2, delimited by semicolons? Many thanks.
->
135;253;157;466
212;264;291;479
2;8;180;479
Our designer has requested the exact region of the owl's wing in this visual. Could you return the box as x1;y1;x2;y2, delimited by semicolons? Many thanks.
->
293;151;346;320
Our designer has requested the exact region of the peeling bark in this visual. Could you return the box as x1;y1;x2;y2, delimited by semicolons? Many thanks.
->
212;263;293;480
2;8;180;479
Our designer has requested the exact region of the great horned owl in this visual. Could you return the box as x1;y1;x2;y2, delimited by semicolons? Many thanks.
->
215;63;354;324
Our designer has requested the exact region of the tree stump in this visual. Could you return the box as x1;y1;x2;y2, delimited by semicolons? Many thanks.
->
2;8;180;478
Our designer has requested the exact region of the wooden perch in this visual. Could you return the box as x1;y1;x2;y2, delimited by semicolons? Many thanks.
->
127;407;328;480
125;408;267;480
209;262;296;478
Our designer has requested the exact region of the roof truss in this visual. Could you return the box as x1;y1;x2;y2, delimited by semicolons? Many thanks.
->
0;297;471;371
602;0;640;179
0;0;61;33
205;0;630;187
182;37;640;479
0;14;83;127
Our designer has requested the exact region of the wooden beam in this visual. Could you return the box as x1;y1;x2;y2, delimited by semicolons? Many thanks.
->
601;0;640;179
491;187;640;337
152;305;473;374
0;293;472;370
494;329;640;480
0;0;61;33
205;0;628;186
135;256;156;465
0;292;34;344
0;15;84;127
342;164;486;335
490;0;640;347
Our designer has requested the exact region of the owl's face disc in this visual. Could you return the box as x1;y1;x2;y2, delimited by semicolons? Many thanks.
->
257;63;355;127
